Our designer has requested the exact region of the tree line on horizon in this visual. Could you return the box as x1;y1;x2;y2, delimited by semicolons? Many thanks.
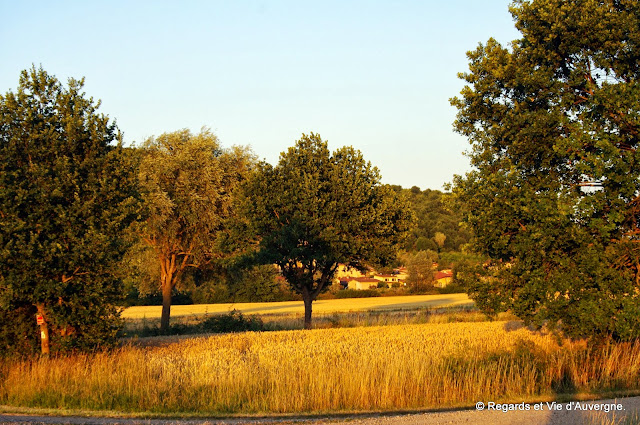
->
125;184;472;307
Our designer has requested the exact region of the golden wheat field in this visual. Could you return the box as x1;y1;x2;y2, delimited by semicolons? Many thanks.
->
121;293;473;320
2;321;640;415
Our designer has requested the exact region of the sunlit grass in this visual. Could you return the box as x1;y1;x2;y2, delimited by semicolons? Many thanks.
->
590;412;640;425
121;293;473;320
2;321;640;415
123;305;509;336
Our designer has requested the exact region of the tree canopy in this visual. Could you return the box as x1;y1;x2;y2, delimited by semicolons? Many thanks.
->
0;67;140;355
390;186;472;252
137;129;254;331
239;133;414;328
451;0;640;340
405;250;438;293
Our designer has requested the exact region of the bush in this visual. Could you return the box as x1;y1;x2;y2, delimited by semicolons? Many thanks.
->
135;310;264;337
197;311;264;333
437;283;466;294
123;289;194;307
0;305;40;358
317;291;337;300
335;289;381;299
190;281;230;304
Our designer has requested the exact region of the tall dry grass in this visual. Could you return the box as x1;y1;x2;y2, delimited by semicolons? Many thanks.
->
590;412;640;425
2;321;640;415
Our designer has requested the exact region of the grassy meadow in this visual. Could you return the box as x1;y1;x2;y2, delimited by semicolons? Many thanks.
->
122;293;474;319
122;293;476;335
2;319;640;416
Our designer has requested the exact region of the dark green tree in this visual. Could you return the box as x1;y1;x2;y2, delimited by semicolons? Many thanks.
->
451;0;640;340
239;133;414;329
226;264;288;303
0;67;140;356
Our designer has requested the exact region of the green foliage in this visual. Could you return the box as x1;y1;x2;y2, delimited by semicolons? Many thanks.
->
0;67;140;355
451;0;640;340
392;187;472;252
433;232;447;250
334;289;381;299
404;250;438;293
238;133;415;327
123;286;194;307
438;251;486;288
0;306;40;357
436;282;466;295
190;280;230;304
134;310;264;337
136;129;255;330
226;265;294;303
139;129;249;263
415;236;438;252
191;263;298;304
196;310;264;333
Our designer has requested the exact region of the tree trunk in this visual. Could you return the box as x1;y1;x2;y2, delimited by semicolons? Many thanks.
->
36;303;50;357
160;272;173;333
302;288;313;330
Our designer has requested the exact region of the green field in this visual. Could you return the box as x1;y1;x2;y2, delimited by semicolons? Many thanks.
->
121;293;473;319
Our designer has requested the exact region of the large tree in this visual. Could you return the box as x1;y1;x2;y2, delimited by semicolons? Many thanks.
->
451;0;640;340
138;129;254;331
239;133;414;329
0;67;140;356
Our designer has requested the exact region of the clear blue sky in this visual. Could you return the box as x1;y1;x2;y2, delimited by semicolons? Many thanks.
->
1;1;520;190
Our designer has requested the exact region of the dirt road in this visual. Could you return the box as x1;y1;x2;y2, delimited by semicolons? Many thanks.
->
2;396;639;425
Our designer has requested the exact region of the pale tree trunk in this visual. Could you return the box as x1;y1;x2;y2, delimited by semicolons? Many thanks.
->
159;251;191;332
36;303;50;357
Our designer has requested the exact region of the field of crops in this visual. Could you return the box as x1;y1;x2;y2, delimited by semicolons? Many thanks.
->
2;320;640;415
121;293;473;319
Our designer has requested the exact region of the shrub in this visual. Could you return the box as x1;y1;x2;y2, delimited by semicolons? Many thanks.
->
135;310;264;337
335;289;381;299
197;311;264;333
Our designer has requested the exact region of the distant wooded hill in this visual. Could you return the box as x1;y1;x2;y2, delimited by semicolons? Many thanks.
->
390;186;471;252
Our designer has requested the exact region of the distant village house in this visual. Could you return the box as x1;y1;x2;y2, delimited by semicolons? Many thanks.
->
433;270;454;288
333;264;454;290
341;277;382;290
